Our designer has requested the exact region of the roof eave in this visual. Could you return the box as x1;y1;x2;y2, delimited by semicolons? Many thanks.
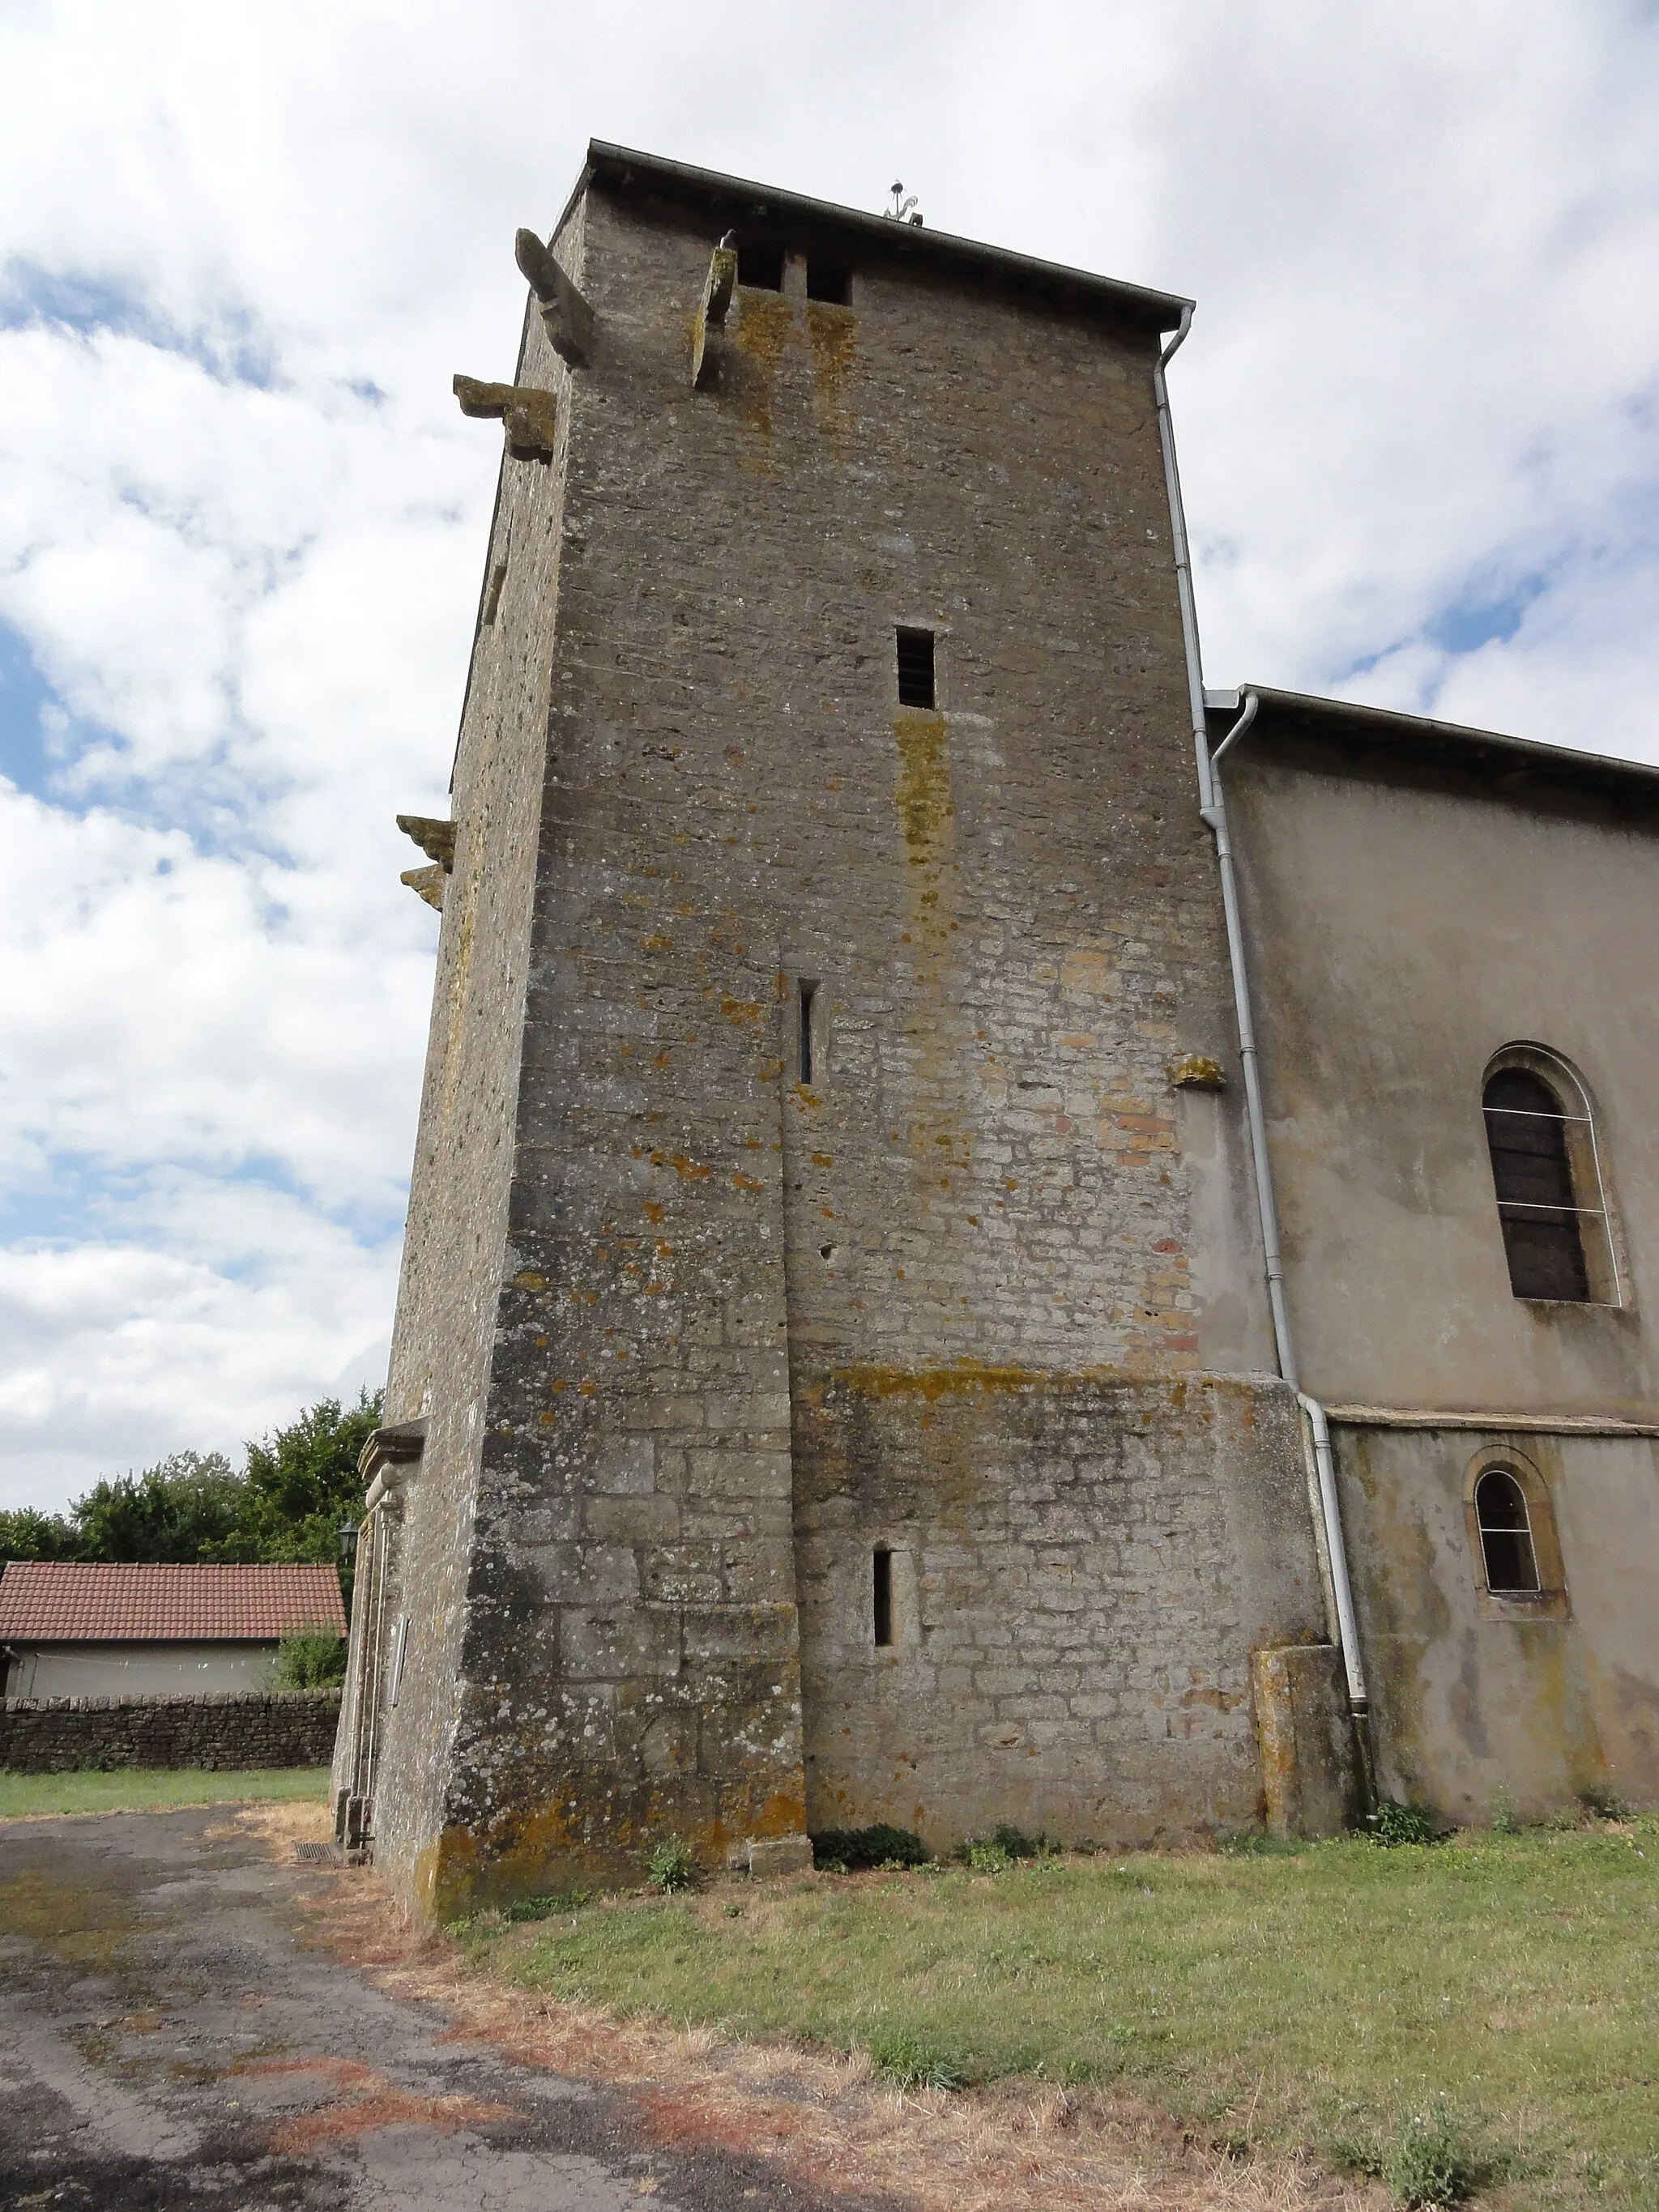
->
1205;684;1659;795
558;140;1192;331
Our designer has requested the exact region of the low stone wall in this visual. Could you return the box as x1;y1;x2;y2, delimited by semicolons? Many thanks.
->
0;1689;341;1773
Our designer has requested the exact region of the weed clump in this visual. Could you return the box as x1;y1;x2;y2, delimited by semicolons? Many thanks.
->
1489;1789;1520;1835
809;1823;929;1872
954;1823;1053;1873
966;1839;1013;1873
501;1891;586;1922
1366;1801;1439;1848
646;1837;697;1892
868;2027;966;2091
1384;2104;1479;2207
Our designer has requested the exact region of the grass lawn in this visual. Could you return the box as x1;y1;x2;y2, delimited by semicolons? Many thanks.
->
0;1766;329;1820
454;1822;1659;2209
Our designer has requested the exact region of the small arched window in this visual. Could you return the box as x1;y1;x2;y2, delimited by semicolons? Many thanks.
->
1482;1059;1618;1302
1473;1468;1541;1593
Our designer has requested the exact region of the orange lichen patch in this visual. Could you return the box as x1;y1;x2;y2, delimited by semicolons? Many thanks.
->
513;1271;548;1290
731;291;794;437
809;1152;834;1168
893;714;953;862
640;934;675;953
804;300;859;436
731;1172;766;1192
719;995;763;1028
826;1357;1164;1404
652;1152;712;1180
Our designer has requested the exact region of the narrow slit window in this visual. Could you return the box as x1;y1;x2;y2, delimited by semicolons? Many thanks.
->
798;979;818;1085
388;1614;411;1707
1475;1469;1541;1593
738;240;786;291
482;559;508;625
1482;1068;1592;1301
807;258;852;305
872;1549;893;1647
896;627;936;708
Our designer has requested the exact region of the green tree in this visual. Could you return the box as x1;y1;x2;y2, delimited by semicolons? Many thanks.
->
0;1505;79;1561
0;1393;382;1593
208;1392;382;1588
69;1451;243;1562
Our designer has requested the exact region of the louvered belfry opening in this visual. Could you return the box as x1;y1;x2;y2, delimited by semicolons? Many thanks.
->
1482;1068;1590;1301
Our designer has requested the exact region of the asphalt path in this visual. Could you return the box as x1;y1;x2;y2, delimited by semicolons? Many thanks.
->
0;1805;884;2212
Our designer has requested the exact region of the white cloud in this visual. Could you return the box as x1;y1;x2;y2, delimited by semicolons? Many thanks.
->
1;0;1657;1507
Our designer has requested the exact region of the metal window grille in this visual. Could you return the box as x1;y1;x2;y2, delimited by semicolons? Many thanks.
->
1475;1468;1541;1593
1482;1069;1609;1302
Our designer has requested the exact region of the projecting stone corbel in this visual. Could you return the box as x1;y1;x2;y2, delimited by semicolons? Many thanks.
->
398;815;454;911
514;228;594;368
360;1419;428;1513
1166;1053;1227;1091
691;232;738;389
454;374;560;458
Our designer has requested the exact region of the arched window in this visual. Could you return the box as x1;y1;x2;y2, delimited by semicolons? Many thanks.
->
1482;1061;1617;1302
1473;1468;1540;1593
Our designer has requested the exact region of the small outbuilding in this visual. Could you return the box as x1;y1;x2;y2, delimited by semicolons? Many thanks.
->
0;1562;347;1698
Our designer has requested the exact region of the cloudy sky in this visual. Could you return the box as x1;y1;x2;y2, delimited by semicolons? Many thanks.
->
2;0;1657;1510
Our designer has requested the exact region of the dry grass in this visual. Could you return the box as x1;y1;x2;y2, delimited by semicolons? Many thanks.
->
246;1810;1377;2212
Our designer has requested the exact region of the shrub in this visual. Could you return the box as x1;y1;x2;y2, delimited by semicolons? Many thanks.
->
270;1627;348;1690
1366;1800;1439;1848
868;2027;966;2091
646;1837;696;1892
809;1823;929;1871
992;1822;1045;1859
1578;1783;1630;1822
1384;2103;1478;2207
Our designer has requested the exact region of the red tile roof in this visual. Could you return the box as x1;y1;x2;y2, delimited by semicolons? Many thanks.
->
0;1562;346;1643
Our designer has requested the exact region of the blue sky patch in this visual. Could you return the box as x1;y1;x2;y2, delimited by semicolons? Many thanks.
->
1426;573;1549;655
0;258;279;389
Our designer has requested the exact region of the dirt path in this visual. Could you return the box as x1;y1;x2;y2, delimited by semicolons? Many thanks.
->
0;1805;884;2211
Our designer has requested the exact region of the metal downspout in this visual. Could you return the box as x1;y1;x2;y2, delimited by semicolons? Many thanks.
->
1152;324;1371;1737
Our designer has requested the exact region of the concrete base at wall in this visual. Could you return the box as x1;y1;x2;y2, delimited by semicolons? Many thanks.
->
1250;1643;1363;1839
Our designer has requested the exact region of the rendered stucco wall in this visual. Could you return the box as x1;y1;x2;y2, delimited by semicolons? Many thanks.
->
3;1642;278;1699
1336;1423;1659;1821
1226;737;1659;1417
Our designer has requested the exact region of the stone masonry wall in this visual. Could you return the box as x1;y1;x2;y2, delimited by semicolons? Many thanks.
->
365;207;584;1907
798;1372;1324;1847
370;167;1286;1917
2;1690;340;1773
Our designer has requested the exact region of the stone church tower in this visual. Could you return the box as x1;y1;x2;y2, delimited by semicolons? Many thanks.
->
336;144;1346;1920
